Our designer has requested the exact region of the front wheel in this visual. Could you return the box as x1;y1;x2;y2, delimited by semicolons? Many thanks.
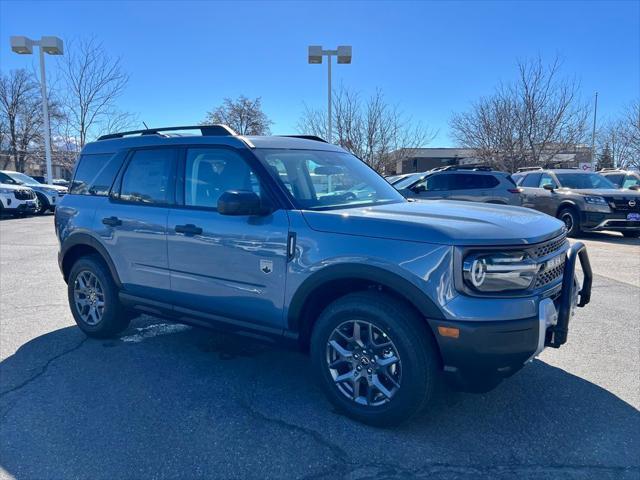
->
558;208;581;237
34;193;48;215
68;254;132;338
310;292;440;427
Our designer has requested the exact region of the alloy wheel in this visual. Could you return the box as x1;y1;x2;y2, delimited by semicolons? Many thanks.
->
73;270;105;325
326;320;402;406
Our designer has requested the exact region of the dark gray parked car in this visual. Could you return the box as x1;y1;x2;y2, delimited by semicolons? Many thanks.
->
599;169;640;191
512;168;640;238
394;166;523;206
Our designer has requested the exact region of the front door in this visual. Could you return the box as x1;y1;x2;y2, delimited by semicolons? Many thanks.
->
412;173;451;200
167;146;290;330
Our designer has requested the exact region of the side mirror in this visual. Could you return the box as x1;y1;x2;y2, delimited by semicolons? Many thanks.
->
217;190;265;216
629;185;640;191
412;184;426;193
543;184;555;191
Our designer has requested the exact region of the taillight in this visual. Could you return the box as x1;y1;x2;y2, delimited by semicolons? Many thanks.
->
508;188;522;194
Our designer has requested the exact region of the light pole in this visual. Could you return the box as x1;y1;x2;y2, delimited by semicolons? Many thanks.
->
590;91;598;171
10;35;64;185
308;45;352;143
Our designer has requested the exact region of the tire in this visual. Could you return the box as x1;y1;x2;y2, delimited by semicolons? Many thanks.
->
310;291;440;427
67;254;132;338
34;193;48;215
558;207;581;237
622;231;640;238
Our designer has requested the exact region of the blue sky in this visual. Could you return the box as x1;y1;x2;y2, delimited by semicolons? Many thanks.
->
1;0;638;146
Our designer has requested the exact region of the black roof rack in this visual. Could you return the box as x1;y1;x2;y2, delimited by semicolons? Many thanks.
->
279;135;328;143
516;166;543;172
431;164;493;172
97;124;237;141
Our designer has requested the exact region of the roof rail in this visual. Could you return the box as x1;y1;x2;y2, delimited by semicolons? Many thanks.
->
598;168;622;172
279;135;328;143
97;124;237;141
516;166;543;172
438;164;493;172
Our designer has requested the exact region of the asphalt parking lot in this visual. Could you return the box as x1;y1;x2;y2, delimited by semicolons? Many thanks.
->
0;215;638;480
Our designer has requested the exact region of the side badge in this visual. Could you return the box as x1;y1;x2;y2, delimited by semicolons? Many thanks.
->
260;259;273;274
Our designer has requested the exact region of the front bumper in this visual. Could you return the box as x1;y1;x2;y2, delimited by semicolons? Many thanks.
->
431;242;592;392
581;211;640;232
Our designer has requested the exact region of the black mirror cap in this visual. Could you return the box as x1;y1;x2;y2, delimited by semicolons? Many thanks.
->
629;185;640;191
217;190;265;216
543;184;555;191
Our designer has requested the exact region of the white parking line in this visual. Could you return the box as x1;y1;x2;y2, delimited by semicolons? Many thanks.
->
120;323;191;343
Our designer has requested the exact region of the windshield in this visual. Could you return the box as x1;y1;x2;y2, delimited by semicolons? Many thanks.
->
0;172;19;185
555;173;616;190
393;172;427;190
254;149;405;210
4;171;39;186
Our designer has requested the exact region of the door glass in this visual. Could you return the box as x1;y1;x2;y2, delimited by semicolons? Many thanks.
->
119;149;175;204
421;174;449;191
184;148;261;208
521;173;542;187
538;174;557;189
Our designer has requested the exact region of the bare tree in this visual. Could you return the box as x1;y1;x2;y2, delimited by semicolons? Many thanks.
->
451;57;589;171
624;100;640;168
299;85;434;173
597;119;634;169
203;96;272;135
59;38;134;150
0;69;44;170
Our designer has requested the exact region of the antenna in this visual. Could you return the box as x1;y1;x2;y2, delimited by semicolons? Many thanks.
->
142;121;149;129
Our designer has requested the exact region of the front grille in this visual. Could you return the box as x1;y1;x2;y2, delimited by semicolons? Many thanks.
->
604;196;640;213
535;258;566;288
531;233;568;259
14;189;34;200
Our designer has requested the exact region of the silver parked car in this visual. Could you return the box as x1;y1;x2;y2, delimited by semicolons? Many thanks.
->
394;166;523;206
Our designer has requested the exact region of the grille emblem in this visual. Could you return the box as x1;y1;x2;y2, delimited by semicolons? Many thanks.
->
630;200;637;207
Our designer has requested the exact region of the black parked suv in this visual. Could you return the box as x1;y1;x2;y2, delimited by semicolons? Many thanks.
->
512;168;640;238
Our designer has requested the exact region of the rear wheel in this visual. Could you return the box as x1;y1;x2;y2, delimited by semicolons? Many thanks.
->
68;254;132;338
558;208;581;237
310;291;440;427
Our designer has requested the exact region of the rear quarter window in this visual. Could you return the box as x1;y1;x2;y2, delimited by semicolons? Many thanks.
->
70;153;124;196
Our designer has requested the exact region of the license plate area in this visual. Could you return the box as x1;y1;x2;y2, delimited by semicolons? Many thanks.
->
627;212;640;221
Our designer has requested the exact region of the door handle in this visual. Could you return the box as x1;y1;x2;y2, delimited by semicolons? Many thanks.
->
102;216;122;227
175;224;203;236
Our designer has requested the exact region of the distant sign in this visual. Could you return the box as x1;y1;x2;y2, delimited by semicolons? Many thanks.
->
579;162;593;172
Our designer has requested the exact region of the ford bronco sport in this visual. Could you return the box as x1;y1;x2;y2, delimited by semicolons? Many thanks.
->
55;125;592;426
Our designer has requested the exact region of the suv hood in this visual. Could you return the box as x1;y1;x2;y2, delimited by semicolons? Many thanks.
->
0;182;31;191
564;188;640;197
302;200;565;246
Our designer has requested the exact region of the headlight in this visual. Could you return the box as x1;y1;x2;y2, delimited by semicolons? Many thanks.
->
583;196;607;205
463;251;538;292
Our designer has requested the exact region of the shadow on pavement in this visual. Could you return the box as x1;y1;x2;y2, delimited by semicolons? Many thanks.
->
1;320;638;479
577;231;640;246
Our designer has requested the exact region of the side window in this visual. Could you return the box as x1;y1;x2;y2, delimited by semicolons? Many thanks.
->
424;173;450;191
119;149;176;204
184;148;261;209
521;173;542;188
622;175;640;189
449;173;498;190
70;153;123;196
606;174;624;187
539;174;558;189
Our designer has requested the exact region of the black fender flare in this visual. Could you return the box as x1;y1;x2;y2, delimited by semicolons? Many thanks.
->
287;263;445;332
556;200;580;217
60;232;122;287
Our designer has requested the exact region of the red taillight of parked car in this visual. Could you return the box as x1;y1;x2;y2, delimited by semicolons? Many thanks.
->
508;188;522;194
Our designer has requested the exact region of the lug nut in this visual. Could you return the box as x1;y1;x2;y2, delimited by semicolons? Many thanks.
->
367;368;372;374
356;365;362;371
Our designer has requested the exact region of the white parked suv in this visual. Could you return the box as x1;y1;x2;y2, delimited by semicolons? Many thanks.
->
1;171;67;214
0;178;37;217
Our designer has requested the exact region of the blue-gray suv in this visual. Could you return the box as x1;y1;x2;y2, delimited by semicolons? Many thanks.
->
55;125;593;426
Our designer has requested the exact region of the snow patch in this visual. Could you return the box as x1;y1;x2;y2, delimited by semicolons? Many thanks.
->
120;323;191;343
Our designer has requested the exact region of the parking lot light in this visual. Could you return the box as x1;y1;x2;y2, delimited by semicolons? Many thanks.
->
10;35;64;185
307;45;352;143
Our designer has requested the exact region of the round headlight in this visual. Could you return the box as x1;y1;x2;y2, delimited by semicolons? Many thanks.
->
463;251;539;292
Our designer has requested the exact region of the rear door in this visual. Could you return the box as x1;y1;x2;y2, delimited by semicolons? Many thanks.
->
534;173;559;215
517;172;542;209
167;146;290;331
96;147;177;301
